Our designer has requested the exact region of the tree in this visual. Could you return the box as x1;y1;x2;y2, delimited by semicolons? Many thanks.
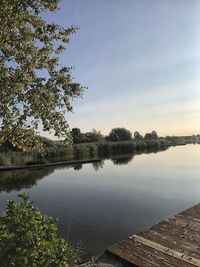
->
144;133;152;140
0;128;47;152
0;193;78;267
71;128;82;144
82;129;104;143
71;128;104;143
151;130;158;139
0;0;84;151
106;128;132;142
134;131;143;140
144;131;158;140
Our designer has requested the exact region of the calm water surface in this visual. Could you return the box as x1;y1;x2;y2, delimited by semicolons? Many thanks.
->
0;144;200;255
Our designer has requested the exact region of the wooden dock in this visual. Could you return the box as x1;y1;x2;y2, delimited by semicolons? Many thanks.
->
106;204;200;267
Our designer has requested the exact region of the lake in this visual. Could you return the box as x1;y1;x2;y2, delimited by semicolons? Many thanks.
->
0;144;200;256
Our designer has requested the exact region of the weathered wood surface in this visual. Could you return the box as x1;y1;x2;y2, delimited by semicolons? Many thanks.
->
106;204;200;266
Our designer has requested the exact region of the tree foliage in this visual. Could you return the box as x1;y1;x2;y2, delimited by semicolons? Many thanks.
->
71;128;104;144
106;128;132;142
0;193;78;267
151;130;158;139
0;0;84;151
144;131;158;140
134;131;143;140
82;129;104;143
71;128;82;144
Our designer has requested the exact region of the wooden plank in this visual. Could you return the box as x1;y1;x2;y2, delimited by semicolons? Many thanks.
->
114;240;176;267
179;205;200;220
107;243;156;267
133;235;200;267
138;229;200;259
121;239;184;267
125;238;194;267
150;220;200;245
107;236;197;267
162;215;200;232
106;203;200;267
176;214;200;225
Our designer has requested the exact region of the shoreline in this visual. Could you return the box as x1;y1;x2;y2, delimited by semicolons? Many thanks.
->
0;158;101;172
0;142;199;172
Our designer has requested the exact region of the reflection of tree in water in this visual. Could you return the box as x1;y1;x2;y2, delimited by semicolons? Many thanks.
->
0;168;54;193
73;163;83;170
111;146;169;166
0;146;169;192
111;153;134;165
135;146;168;155
92;160;104;171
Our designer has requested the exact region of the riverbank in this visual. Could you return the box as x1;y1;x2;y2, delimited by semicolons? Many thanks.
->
1;138;199;169
0;139;169;168
0;158;101;172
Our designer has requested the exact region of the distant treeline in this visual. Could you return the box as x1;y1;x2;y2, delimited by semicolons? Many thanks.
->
70;128;159;144
69;127;200;145
0;127;199;167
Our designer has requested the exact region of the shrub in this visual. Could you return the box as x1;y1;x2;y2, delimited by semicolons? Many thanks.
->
26;159;49;165
0;193;78;267
0;154;12;166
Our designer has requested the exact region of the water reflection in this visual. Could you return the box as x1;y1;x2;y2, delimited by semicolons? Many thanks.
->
92;160;105;171
135;146;169;155
73;163;83;170
111;153;134;165
110;146;168;166
0;147;169;193
0;145;200;255
0;168;54;193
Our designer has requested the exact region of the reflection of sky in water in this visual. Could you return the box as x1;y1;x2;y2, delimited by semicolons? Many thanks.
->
0;144;200;255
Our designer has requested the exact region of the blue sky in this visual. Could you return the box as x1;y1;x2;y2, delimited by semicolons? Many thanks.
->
44;0;200;137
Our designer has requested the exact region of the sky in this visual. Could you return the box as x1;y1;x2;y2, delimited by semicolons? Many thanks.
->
44;0;200;137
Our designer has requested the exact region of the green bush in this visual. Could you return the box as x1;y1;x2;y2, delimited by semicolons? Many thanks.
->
0;146;74;167
73;143;99;159
0;193;78;267
0;154;12;166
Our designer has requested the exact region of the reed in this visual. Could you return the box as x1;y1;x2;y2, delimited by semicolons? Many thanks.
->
0;139;169;167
